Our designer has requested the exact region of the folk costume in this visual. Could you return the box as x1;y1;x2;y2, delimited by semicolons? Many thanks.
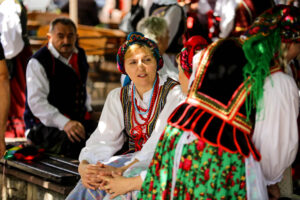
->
25;42;96;158
66;32;184;200
138;5;299;200
0;0;32;137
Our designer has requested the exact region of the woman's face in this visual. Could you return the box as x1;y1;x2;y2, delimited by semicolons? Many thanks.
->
124;45;157;94
286;43;300;62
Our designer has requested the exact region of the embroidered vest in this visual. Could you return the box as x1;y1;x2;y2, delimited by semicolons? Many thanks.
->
121;77;178;153
168;39;281;161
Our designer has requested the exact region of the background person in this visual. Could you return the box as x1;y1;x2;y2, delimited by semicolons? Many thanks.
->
24;17;98;159
149;0;186;55
0;42;10;158
137;16;179;81
0;0;32;138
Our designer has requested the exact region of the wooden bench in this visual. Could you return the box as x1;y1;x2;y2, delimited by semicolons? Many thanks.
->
0;140;80;199
27;11;69;32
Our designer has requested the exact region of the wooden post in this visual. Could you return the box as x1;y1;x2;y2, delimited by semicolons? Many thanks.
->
69;0;78;25
2;161;7;200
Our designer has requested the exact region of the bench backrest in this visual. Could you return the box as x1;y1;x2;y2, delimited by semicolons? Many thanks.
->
35;25;126;56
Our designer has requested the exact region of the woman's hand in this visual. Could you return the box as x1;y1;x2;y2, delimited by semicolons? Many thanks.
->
95;162;125;177
102;172;143;199
268;183;280;200
96;159;139;177
79;160;104;190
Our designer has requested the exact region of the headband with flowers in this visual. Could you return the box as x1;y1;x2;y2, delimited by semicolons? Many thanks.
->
117;32;164;74
178;36;208;79
242;5;300;119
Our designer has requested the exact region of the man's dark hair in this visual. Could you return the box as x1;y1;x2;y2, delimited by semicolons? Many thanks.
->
49;17;77;33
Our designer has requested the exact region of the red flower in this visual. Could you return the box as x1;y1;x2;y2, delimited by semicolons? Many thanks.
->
231;180;235;187
204;168;210;180
183;159;192;171
240;181;245;189
284;16;294;23
170;137;176;149
231;166;236;171
225;171;233;184
218;148;223;157
185;192;191;200
174;188;179;197
155;164;160;176
193;176;196;182
149;180;153;191
249;26;260;35
179;162;183;169
196;139;206;151
162;190;168;199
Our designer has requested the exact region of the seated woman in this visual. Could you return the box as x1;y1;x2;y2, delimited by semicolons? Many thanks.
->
96;35;208;200
138;5;300;200
66;32;184;200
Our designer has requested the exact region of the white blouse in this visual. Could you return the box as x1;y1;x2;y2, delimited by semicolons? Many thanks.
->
159;54;179;81
252;71;299;185
79;75;185;164
0;0;24;59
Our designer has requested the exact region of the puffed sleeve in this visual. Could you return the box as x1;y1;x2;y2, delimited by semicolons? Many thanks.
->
252;72;299;185
79;88;126;164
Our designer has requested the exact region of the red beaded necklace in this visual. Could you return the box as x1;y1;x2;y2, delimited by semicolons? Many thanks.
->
130;76;160;151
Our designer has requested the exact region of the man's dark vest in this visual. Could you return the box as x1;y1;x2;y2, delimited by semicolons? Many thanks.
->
24;46;89;129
